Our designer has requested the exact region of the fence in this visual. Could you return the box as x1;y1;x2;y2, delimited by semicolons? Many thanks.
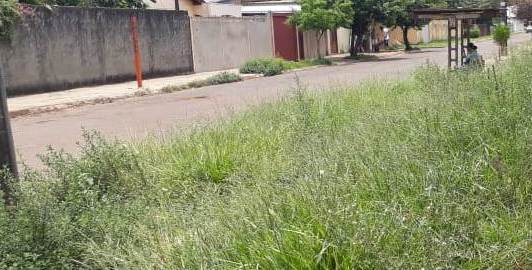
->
191;16;273;72
0;6;193;96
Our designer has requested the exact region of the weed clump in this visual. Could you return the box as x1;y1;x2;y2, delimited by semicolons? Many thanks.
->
240;57;332;76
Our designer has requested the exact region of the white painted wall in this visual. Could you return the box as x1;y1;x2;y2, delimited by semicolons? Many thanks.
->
207;3;242;17
337;27;351;54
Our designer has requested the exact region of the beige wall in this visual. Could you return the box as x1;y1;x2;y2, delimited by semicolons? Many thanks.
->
337;28;351;54
191;16;273;72
302;30;329;59
372;24;422;47
429;20;448;41
206;3;241;17
148;0;225;17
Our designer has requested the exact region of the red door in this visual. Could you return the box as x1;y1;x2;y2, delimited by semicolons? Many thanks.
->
272;14;298;61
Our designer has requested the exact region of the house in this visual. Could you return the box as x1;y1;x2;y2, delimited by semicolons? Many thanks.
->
147;0;242;17
508;5;526;32
241;0;343;60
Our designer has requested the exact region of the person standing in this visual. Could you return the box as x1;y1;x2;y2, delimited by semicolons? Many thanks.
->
383;27;390;48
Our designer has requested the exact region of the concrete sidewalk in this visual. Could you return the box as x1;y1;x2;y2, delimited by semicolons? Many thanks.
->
8;68;240;116
6;52;405;117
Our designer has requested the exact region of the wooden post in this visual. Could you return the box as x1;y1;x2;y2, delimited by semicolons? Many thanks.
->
0;66;18;207
130;16;143;88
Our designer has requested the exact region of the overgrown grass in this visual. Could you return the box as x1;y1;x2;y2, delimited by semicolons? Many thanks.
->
1;46;531;269
160;72;242;93
240;57;332;76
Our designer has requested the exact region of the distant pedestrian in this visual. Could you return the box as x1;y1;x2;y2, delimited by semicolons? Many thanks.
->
465;42;481;66
383;28;390;47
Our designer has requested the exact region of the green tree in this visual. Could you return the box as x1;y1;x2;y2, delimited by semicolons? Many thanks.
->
384;0;445;50
0;0;20;40
289;0;352;58
348;0;385;56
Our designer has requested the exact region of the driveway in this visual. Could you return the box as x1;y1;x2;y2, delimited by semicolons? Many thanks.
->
11;34;531;168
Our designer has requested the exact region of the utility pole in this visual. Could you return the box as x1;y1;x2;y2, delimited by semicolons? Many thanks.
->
175;0;180;11
0;66;18;207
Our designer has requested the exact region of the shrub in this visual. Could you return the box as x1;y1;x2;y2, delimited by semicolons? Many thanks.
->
240;58;332;76
493;23;511;45
309;58;333;66
0;0;20;40
240;58;285;76
470;26;480;38
188;72;242;88
205;72;242;85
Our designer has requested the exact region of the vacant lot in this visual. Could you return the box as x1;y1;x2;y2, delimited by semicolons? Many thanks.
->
1;46;531;269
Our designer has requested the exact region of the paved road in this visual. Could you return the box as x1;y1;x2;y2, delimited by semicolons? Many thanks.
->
11;34;531;168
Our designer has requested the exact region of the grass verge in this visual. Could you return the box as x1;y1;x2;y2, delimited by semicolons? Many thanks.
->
1;46;531;269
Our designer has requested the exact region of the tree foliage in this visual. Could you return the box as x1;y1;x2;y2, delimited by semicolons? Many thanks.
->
493;23;510;44
348;0;386;56
0;0;20;40
289;0;352;57
384;0;445;49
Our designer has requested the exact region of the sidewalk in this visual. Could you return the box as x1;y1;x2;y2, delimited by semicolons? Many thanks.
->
7;51;409;118
8;68;241;117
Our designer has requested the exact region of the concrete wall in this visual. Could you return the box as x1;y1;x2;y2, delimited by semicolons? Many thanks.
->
206;3;242;17
428;20;448;41
191;16;273;72
148;0;241;18
0;6;193;95
337;28;351;54
302;30;328;59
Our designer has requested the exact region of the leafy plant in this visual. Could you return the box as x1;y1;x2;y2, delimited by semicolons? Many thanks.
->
240;58;332;76
288;0;351;58
493;23;510;45
205;72;241;85
384;0;446;50
469;25;480;38
0;0;20;40
240;58;286;76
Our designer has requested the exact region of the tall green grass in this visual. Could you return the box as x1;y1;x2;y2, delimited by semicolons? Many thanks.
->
1;46;531;269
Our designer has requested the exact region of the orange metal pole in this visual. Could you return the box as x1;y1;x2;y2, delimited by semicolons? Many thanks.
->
130;16;143;88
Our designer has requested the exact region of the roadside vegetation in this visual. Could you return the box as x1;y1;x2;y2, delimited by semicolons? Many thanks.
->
1;46;531;269
160;72;242;93
240;57;333;76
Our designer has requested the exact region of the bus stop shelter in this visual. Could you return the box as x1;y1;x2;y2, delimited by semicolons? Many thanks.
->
413;8;504;68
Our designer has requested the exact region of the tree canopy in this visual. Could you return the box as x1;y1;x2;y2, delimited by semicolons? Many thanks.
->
383;0;446;49
347;0;386;56
289;0;352;57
